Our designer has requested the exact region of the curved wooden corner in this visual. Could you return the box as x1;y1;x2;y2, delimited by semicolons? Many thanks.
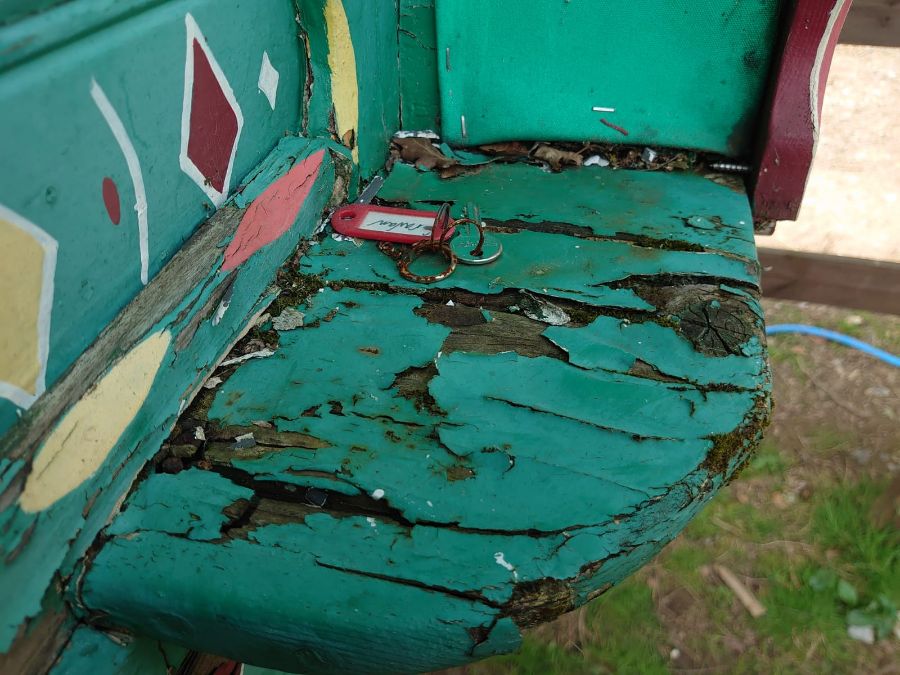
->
751;0;853;222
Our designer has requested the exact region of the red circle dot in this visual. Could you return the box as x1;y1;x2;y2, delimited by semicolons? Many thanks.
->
102;177;121;225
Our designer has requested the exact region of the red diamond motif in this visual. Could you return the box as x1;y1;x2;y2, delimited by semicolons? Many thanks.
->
188;39;238;194
180;14;243;207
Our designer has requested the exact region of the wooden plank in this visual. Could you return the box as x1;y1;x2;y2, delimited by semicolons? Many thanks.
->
759;247;900;315
841;0;900;47
77;161;771;674
0;138;344;660
0;0;305;437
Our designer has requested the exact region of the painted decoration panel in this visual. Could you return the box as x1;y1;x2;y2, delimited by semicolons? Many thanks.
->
0;0;304;434
436;0;784;153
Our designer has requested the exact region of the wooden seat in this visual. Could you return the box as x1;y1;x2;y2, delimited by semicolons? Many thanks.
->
80;160;770;673
1;0;851;671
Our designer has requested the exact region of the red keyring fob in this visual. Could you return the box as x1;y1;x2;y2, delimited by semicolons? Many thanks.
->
331;204;455;244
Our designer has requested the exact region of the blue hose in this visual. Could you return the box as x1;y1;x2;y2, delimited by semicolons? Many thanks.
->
766;324;900;367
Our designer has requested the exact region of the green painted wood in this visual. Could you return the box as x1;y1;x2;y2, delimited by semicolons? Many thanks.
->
0;1;163;72
378;162;759;262
297;0;400;180
50;627;186;675
345;0;401;178
435;0;785;154
0;0;304;434
78;162;770;673
399;0;440;131
0;137;347;657
0;0;69;26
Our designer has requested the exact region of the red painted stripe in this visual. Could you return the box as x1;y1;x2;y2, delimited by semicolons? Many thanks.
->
751;0;851;222
221;150;326;271
600;118;629;137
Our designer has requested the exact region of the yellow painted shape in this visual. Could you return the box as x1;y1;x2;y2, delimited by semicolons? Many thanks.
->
19;331;172;513
324;0;359;163
0;217;44;395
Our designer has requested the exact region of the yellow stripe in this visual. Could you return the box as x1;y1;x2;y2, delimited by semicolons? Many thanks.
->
20;331;171;512
324;0;359;163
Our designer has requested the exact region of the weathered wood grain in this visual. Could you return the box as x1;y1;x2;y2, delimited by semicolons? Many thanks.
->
760;247;900;315
841;0;900;46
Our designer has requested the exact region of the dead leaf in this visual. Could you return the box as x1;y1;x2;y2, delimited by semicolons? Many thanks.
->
393;137;458;170
478;141;533;158
438;163;487;180
341;128;356;150
533;143;583;171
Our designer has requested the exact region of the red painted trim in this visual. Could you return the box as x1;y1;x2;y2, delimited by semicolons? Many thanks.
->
331;204;455;244
751;0;852;222
222;150;325;271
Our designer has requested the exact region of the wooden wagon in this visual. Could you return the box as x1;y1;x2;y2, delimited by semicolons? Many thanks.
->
0;0;850;672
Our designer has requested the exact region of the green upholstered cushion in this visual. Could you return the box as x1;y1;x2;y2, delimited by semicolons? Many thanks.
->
435;0;784;155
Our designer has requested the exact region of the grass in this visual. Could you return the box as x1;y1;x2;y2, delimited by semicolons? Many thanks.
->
455;448;898;674
463;581;669;675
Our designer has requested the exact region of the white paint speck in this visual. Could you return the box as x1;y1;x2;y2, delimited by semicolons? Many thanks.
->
366;516;377;528
194;426;206;441
393;129;440;139
212;298;230;326
220;348;275;367
427;500;433;507
371;488;385;500
258;51;279;110
584;154;610;167
494;552;518;580
446;300;455;306
203;376;223;390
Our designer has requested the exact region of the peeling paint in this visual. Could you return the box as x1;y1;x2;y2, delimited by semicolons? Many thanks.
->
79;155;769;673
19;331;171;513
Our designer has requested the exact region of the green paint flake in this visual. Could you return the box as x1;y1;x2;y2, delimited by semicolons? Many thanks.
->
544;315;765;388
106;470;253;541
306;229;752;305
51;626;186;675
84;530;520;674
209;288;450;425
378;162;759;262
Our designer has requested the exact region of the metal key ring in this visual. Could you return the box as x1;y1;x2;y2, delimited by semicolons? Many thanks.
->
398;239;457;284
447;217;484;256
431;203;453;245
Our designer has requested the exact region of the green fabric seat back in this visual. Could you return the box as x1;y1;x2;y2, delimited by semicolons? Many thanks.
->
435;0;784;155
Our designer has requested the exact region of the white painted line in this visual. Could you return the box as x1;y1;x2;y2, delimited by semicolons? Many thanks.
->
592;106;616;113
91;79;149;285
219;348;275;367
810;0;850;146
